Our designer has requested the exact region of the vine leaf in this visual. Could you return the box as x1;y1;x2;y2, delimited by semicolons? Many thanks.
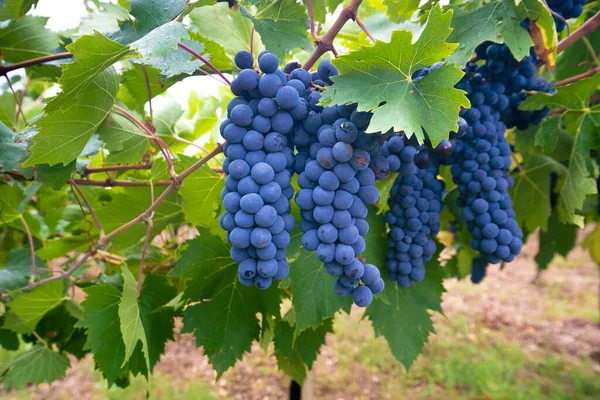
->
179;165;224;230
118;266;150;372
0;92;16;130
0;123;27;172
0;0;41;21
4;281;66;334
519;0;557;67
97;112;149;166
365;250;445;370
241;1;312;58
0;182;24;223
0;249;47;292
0;16;59;63
289;227;352;336
78;283;128;386
130;0;186;35
25;68;120;167
536;213;577;271
176;230;280;377
45;33;136;114
383;0;420;22
2;345;70;390
320;5;469;146
447;0;533;65
510;153;566;232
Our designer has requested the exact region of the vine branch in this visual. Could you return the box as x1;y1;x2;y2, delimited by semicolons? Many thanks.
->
555;66;600;87
0;52;72;75
84;163;152;175
303;0;363;70
355;16;376;43
18;215;36;284
178;42;231;85
70;178;105;237
557;11;600;53
141;63;153;120
20;144;225;292
306;0;320;42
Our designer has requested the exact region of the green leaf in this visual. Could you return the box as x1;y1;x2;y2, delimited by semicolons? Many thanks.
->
0;16;59;63
241;2;312;58
36;235;90;260
0;0;40;21
130;0;186;35
289;228;352;335
138;274;177;370
320;5;470;146
189;3;254;59
535;212;577;270
44;32;137;114
25;68;120;167
4;280;66;334
510;153;566;232
0;325;19;350
0;249;47;292
176;231;279;376
118;265;150;371
534;115;561;153
362;205;388;272
375;172;397;215
520;73;600;111
0;91;16;130
36;162;76;191
447;0;533;65
555;29;600;81
179;164;224;228
78;283;127;385
95;187;183;249
0;182;24;223
130;21;204;78
97;112;149;165
0;122;26;172
383;0;420;22
118;63;179;114
2;345;70;390
518;0;557;67
582;224;600;266
365;251;445;370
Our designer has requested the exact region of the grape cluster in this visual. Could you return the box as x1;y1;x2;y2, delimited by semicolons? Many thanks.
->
296;115;385;307
219;50;296;289
547;0;587;32
447;65;525;266
383;136;445;287
472;43;554;130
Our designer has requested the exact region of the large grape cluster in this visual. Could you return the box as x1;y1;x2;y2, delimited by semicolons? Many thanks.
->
472;43;554;130
296;112;385;307
219;51;297;289
447;65;525;266
547;0;587;32
383;136;445;287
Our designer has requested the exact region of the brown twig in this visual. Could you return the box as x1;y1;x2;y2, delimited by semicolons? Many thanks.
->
15;79;29;126
4;76;27;125
70;178;105;236
306;0;320;42
0;52;72;75
558;11;600;54
18;215;36;284
70;179;172;187
141;63;153;120
355;15;376;43
303;0;363;70
84;163;152;175
555;66;600;86
137;182;154;297
177;42;231;85
112;105;178;182
20;144;225;292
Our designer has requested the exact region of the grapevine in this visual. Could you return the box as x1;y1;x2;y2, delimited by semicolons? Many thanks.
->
0;0;598;394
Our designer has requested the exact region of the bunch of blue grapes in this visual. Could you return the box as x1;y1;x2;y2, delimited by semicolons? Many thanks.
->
548;0;587;32
446;67;524;266
472;42;554;130
295;116;385;307
383;136;446;287
219;50;297;289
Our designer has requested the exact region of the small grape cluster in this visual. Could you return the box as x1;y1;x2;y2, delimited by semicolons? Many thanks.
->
472;43;554;130
547;0;587;32
219;50;297;289
296;116;385;307
383;136;445;287
470;256;488;284
447;65;524;266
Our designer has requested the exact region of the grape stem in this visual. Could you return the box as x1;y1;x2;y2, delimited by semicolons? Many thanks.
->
18;215;36;284
177;42;231;85
557;11;600;54
19;143;225;292
70;178;105;237
138;183;155;297
355;15;376;43
303;0;364;70
141;63;153;120
555;66;600;87
4;75;28;125
306;0;320;42
112;105;178;182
